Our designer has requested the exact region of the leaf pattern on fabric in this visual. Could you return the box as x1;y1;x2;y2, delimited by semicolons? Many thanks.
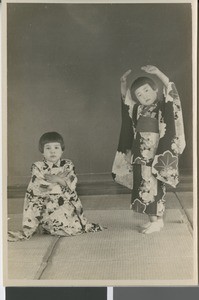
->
152;150;179;187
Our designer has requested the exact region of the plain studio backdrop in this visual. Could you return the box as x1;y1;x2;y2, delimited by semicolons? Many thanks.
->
7;3;192;187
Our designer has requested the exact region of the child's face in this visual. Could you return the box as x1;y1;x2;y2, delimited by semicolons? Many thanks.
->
135;83;158;106
43;142;63;163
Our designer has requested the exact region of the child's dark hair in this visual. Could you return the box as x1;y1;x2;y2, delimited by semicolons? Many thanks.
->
130;76;157;101
39;132;65;153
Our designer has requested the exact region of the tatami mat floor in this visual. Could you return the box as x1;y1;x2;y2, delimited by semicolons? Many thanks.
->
6;191;195;284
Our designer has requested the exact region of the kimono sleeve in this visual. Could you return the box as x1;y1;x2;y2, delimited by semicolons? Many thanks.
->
152;82;186;188
28;163;52;195
60;160;77;192
30;163;46;182
112;89;136;189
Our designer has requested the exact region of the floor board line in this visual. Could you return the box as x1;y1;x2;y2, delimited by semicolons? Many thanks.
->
34;236;60;280
174;192;193;235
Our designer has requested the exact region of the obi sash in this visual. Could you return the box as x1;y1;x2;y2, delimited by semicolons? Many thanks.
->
136;116;158;133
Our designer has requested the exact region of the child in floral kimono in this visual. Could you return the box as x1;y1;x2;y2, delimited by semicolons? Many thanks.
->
112;65;185;234
8;132;103;241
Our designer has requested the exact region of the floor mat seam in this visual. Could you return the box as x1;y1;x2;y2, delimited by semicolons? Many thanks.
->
34;236;60;280
174;192;193;235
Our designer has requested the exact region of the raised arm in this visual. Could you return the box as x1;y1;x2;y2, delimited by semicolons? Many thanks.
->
141;65;169;88
120;69;132;99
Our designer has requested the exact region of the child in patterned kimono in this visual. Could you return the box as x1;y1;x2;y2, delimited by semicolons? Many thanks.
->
8;132;103;241
112;65;186;234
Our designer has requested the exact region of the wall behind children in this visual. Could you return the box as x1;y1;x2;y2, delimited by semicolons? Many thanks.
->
7;3;192;186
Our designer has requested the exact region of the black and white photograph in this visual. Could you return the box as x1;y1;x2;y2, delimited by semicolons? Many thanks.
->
2;0;198;286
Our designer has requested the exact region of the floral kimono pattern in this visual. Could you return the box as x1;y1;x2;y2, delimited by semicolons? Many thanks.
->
112;82;185;216
8;159;103;241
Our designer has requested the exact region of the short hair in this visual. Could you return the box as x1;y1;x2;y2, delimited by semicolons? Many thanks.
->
130;76;157;101
39;132;65;153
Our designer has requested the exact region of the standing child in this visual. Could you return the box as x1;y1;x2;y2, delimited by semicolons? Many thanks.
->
8;132;103;241
112;65;186;234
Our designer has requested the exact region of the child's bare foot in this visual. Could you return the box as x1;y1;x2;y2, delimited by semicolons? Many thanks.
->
139;222;151;229
141;219;164;234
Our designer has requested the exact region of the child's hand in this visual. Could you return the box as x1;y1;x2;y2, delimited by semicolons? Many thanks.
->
142;65;169;87
120;69;132;82
141;65;160;75
44;173;68;187
57;170;70;178
44;174;60;184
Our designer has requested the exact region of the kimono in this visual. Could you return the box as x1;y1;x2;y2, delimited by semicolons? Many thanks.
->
112;82;186;216
8;159;103;241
